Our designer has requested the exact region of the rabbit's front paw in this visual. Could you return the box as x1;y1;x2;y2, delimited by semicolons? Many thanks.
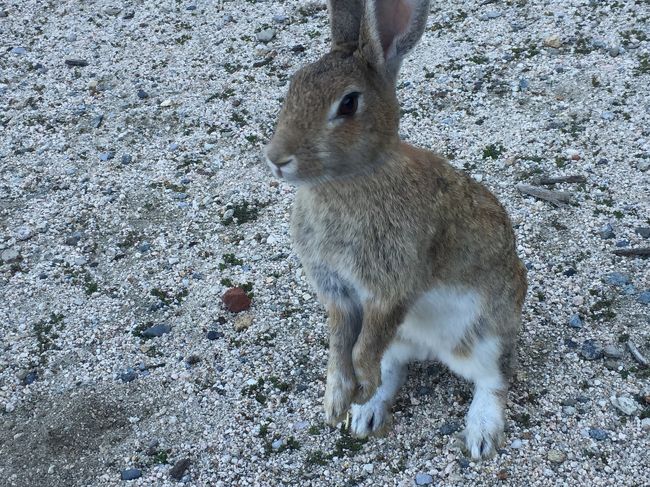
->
352;348;381;403
456;414;505;460
350;399;391;438
324;369;357;425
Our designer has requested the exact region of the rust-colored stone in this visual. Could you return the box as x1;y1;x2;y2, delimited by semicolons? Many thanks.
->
222;287;251;313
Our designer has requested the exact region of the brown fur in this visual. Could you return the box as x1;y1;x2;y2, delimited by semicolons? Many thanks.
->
264;0;527;432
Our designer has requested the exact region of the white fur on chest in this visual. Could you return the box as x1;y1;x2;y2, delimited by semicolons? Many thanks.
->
384;286;503;389
392;286;484;362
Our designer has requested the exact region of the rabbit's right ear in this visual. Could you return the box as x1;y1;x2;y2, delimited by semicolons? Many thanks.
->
359;0;430;82
328;0;364;50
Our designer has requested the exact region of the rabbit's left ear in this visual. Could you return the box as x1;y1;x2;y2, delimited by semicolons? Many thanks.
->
359;0;430;81
328;0;364;51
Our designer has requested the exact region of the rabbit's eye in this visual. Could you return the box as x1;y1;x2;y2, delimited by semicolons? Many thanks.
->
337;92;359;117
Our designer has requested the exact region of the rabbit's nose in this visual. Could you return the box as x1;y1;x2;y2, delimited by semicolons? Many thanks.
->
264;145;294;167
273;156;295;168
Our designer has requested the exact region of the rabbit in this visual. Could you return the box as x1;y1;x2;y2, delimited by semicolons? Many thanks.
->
263;0;527;460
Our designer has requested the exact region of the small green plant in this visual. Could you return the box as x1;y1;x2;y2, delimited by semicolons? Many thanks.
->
206;88;235;102
219;253;243;271
331;425;367;458
150;287;188;305
34;313;65;355
635;54;650;75
269;376;291;391
83;274;98;295
222;201;261;226
241;282;254;298
469;54;488;64
151;450;170;464
305;450;329;466
589;295;616;322
482;143;505;160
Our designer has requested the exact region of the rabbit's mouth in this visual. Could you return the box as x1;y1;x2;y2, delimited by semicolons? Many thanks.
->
263;149;299;181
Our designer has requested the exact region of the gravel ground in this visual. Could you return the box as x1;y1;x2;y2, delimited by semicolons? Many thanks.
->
1;0;649;486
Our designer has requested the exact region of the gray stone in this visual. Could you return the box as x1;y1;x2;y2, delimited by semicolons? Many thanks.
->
11;47;27;55
598;223;615;239
510;439;523;448
415;473;433;485
563;405;576;415
608;46;621;57
606;272;630;286
547;449;566;464
588;428;608;441
64;59;88;67
104;6;121;16
568;314;582;329
256;28;276;43
601;111;615;121
545;35;562;48
642;418;650;431
119;369;138;382
121;468;141;480
622;284;637;296
145;439;160;455
636;227;650;238
137;242;151;253
610;396;638;416
91;114;103;128
580;340;603;360
293;420;309;431
142;324;171;338
510;21;526;32
603;345;623;359
65;232;82;246
15;226;34;241
272;13;288;23
3;247;23;263
169;458;190;480
121;154;133;165
271;439;284;450
137;89;149;99
438;421;461;435
638;291;650;305
21;371;38;385
206;330;222;340
99;151;114;161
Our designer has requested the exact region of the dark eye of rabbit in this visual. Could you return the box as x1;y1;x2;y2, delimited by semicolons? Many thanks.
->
337;93;359;117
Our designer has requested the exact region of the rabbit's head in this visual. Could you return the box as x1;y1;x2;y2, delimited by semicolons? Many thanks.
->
265;0;430;184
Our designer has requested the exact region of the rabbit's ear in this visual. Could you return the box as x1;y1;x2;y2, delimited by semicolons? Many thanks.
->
359;0;430;80
328;0;364;50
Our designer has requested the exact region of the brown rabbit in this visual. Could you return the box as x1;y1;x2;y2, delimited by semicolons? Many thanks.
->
264;0;527;459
